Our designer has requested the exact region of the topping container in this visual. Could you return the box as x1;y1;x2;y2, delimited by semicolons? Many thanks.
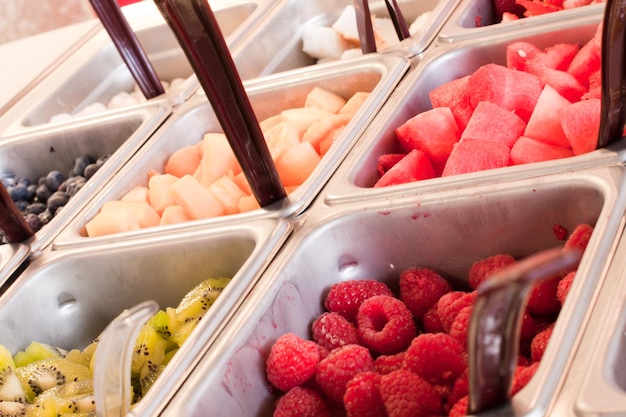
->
0;218;291;417
51;54;410;250
323;10;624;207
0;0;277;140
0;104;170;255
161;162;626;417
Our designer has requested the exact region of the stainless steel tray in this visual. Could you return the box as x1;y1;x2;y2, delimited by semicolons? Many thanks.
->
161;162;626;417
323;10;624;207
1;104;170;255
0;218;291;417
0;0;277;140
437;0;605;44
52;54;410;250
228;0;458;80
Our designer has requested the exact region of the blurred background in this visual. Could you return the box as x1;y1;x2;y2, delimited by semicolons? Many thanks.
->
0;0;142;44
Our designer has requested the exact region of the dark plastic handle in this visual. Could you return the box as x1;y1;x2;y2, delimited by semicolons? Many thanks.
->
154;0;286;207
384;0;410;41
354;0;377;54
89;0;165;99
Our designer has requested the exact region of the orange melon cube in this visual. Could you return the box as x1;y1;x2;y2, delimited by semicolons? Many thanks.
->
101;200;160;228
120;186;149;203
238;194;260;213
280;107;333;136
305;86;347;113
339;92;370;116
259;114;284;132
160;205;192;225
169;175;225;219
194;133;241;187
275;141;321;187
148;173;179;215
207;175;248;215
319;126;346;156
231;172;252;196
302;113;351;153
164;143;202;178
264;121;301;159
85;200;160;237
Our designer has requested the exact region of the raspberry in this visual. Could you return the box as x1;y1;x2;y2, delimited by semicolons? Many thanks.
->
449;395;469;417
510;362;540;395
468;254;516;290
527;277;561;315
356;295;416;354
266;333;321;391
315;344;374;404
399;267;452;319
449;305;472;348
343;371;385;417
403;333;467;385
422;304;444;333
552;223;568;241
312;312;360;352
520;310;537;342
373;352;406;375
448;370;468;410
437;291;477;333
274;387;331;417
530;325;554;362
557;271;575;305
379;370;442;417
324;280;393;322
564;223;593;252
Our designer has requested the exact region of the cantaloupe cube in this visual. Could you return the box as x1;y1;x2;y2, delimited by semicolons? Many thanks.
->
207;176;248;215
169;175;225;219
85;201;160;237
120;186;149;203
101;200;160;228
339;92;370;116
238;195;260;213
231;172;252;195
318;126;345;156
302;113;351;153
280;107;333;136
259;114;283;132
164;143;202;178
194;133;241;187
264;121;301;159
275;141;321;187
148;173;179;215
304;87;347;114
160;205;192;226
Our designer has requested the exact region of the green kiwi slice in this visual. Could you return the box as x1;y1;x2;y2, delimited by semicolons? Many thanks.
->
15;358;91;402
0;345;27;403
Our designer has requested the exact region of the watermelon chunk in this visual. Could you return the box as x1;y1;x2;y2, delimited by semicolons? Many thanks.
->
395;107;460;163
506;41;542;71
510;136;574;164
467;63;543;122
533;67;586;103
374;149;436;187
429;76;473;130
567;24;602;87
441;139;510;176
377;153;406;177
461;101;526;148
558;98;601;155
524;85;572;148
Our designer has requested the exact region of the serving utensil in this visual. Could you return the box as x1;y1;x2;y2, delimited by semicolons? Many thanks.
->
354;0;410;54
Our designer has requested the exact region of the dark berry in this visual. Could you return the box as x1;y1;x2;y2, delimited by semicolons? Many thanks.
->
24;213;43;232
96;154;111;166
8;183;28;202
25;184;36;202
25;202;47;216
0;169;16;188
72;155;92;177
47;191;69;214
35;184;52;203
61;176;86;197
46;170;66;191
84;163;100;180
38;210;54;225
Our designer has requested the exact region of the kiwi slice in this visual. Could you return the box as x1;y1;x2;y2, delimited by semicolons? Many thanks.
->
15;358;91;402
14;342;64;368
169;277;231;345
130;324;167;377
138;361;165;399
34;379;94;415
0;345;27;403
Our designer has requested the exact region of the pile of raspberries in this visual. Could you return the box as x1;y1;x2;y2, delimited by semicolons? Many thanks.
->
265;223;592;417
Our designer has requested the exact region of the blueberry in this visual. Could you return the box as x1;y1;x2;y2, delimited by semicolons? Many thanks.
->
47;191;69;214
24;213;43;233
25;184;37;202
46;171;66;191
38;209;53;225
16;177;30;187
83;163;100;180
37;177;47;187
65;176;86;197
96;154;111;166
8;183;28;202
72;155;92;177
0;169;16;188
36;185;52;203
25;202;46;215
14;200;28;212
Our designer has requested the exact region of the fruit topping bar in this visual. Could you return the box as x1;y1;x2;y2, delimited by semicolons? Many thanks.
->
0;276;230;415
84;87;370;237
494;0;605;22
374;23;605;188
302;5;431;63
265;223;592;417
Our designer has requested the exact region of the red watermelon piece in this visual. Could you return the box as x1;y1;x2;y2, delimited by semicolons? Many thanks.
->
510;136;574;164
377;153;406;177
374;149;436;187
524;84;572;148
461;101;526;148
506;41;542;71
534;67;586;102
582;86;601;100
395;107;460;163
429;76;473;130
467;63;543;122
517;0;560;16
558;98;601;155
567;24;602;87
441;139;510;176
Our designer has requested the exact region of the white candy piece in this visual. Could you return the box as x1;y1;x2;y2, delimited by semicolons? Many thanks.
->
49;113;72;123
373;17;397;50
301;25;351;60
79;102;107;116
107;91;137;109
409;11;431;35
331;5;360;44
